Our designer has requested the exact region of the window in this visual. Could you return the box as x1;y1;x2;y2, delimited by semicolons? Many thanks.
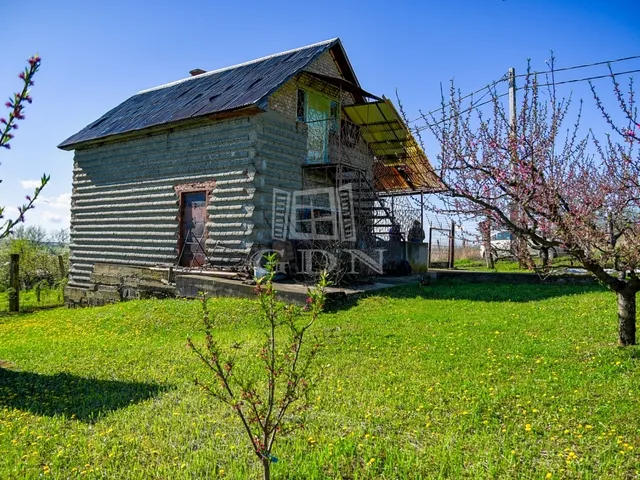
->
493;231;512;241
297;89;306;121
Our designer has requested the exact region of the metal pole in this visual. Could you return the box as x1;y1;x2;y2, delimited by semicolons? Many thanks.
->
449;221;455;269
420;191;424;229
427;227;432;270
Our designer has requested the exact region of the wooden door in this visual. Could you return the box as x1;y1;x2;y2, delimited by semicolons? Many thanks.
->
180;191;207;267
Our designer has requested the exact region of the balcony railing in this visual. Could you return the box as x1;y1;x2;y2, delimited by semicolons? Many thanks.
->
304;117;371;168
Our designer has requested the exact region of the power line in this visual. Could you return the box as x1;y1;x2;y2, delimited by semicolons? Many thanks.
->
536;68;640;87
513;54;640;79
407;75;508;124
414;68;640;133
414;91;510;132
410;55;640;130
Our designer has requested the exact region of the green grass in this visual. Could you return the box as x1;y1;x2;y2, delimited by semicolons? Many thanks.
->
0;287;65;312
454;257;579;273
454;258;526;272
1;282;639;479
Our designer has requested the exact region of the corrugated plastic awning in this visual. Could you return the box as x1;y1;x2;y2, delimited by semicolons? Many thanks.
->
343;99;442;194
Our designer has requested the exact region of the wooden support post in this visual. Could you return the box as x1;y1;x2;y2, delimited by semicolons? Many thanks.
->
420;191;424;228
448;222;455;269
9;254;19;312
58;255;65;278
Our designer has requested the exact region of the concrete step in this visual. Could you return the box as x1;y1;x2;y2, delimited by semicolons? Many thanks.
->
174;275;422;306
175;275;347;305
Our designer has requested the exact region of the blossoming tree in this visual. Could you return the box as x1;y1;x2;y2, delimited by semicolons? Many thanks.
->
423;65;640;346
0;55;49;239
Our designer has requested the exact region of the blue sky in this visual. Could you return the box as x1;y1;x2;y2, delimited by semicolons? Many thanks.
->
1;0;638;231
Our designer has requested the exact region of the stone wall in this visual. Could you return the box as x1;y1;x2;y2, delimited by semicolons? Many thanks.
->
65;263;175;307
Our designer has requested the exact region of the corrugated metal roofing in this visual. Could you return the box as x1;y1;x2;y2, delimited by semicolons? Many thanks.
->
58;38;342;150
343;99;442;194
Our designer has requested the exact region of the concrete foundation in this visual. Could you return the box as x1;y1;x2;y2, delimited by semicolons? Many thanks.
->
64;262;423;308
65;263;176;307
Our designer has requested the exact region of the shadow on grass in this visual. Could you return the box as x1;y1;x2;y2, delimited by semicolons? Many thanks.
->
394;280;605;302
326;279;608;312
0;368;166;422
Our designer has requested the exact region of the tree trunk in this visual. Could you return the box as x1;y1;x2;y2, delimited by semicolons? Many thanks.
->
540;247;549;267
484;244;494;269
515;237;528;269
617;289;637;346
261;457;271;480
481;221;494;269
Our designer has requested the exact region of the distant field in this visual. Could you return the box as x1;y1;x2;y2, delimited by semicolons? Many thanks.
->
1;281;639;479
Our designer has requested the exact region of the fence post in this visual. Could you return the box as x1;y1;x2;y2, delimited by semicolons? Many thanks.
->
448;222;455;269
9;254;19;312
58;255;65;278
427;227;432;270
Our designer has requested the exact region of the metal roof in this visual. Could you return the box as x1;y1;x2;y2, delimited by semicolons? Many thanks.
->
59;38;348;150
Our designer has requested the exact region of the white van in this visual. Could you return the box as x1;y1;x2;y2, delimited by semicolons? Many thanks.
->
480;231;566;260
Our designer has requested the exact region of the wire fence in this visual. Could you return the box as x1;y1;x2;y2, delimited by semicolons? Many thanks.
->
0;284;66;313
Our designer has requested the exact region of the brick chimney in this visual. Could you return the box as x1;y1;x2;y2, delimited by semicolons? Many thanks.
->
189;68;206;76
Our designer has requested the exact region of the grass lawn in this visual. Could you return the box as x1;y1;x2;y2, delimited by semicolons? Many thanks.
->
454;258;581;273
1;281;639;479
0;287;65;313
454;258;527;272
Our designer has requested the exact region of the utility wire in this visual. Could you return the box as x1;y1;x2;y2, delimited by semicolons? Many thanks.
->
536;68;640;87
407;75;508;124
415;92;510;132
414;68;640;133
512;54;640;79
410;55;640;129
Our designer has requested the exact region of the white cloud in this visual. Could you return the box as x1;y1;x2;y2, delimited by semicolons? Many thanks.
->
37;193;71;210
1;206;20;219
21;180;42;189
43;212;64;224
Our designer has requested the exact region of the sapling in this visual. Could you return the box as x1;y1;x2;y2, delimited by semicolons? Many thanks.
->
188;256;328;480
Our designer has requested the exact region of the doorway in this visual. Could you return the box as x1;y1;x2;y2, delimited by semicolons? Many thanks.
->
179;191;207;267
